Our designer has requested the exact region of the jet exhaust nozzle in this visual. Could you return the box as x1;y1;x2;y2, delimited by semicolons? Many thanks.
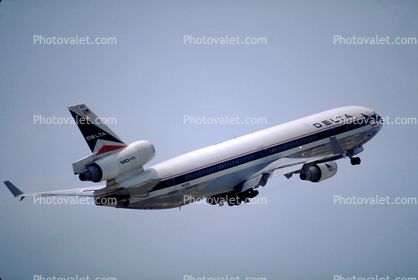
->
79;165;102;182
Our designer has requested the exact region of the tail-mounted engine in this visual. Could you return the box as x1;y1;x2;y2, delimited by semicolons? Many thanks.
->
299;161;337;183
78;140;155;182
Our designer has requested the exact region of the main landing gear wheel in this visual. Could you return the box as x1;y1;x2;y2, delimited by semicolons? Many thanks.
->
228;196;241;206
350;157;361;165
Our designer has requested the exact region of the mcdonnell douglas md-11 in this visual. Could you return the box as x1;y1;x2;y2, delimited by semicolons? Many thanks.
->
4;104;383;209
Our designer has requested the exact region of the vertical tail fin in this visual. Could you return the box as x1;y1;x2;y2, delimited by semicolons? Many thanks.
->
68;104;127;156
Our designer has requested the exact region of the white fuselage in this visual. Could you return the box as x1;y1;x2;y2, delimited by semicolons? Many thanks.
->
120;106;382;209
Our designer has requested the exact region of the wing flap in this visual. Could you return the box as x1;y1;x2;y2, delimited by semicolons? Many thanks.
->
239;174;263;193
270;164;305;179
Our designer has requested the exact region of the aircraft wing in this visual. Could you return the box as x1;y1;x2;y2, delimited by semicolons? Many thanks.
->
3;181;104;201
237;154;345;194
266;155;344;179
243;134;364;186
262;155;333;178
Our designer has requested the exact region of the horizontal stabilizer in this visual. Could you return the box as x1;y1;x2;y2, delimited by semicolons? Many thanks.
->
4;181;24;199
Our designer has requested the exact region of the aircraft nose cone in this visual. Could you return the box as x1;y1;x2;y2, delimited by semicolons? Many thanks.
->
377;113;383;125
374;113;384;131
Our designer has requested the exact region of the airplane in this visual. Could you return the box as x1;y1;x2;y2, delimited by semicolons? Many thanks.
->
4;104;383;209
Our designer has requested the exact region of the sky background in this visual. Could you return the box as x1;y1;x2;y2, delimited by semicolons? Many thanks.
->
1;1;418;279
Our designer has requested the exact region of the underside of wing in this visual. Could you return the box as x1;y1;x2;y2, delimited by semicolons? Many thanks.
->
240;136;364;189
92;178;162;209
236;154;346;195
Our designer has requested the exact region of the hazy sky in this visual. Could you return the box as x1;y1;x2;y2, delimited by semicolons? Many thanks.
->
1;1;418;279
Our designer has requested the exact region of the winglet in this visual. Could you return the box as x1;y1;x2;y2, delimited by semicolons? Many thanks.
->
3;181;25;200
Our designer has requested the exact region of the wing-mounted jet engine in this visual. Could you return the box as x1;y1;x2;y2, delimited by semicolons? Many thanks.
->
299;161;337;182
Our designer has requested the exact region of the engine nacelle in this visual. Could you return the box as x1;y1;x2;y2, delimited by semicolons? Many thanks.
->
299;161;337;183
79;140;155;182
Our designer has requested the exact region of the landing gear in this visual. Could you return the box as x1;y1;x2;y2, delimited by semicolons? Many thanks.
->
227;196;241;206
350;157;361;165
226;189;259;206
